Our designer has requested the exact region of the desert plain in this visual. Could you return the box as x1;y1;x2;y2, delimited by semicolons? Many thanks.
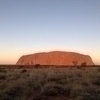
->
0;64;100;100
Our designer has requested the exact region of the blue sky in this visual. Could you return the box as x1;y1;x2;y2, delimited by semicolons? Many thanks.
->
0;0;100;64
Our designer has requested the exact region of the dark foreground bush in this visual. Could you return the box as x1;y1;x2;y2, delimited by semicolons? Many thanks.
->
0;85;26;100
92;79;100;86
20;69;27;73
0;74;6;80
34;64;41;68
0;69;7;73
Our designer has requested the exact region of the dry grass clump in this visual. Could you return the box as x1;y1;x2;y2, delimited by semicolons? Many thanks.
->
0;66;100;100
0;79;26;100
92;77;100;86
33;83;71;100
0;68;7;73
46;69;67;84
20;69;27;73
42;83;71;96
0;73;6;80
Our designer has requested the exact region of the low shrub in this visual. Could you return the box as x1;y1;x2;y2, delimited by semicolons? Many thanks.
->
0;74;6;80
98;68;100;72
92;79;100;86
34;64;41;68
41;83;71;97
0;86;26;100
82;82;89;87
0;69;7;73
20;69;27;73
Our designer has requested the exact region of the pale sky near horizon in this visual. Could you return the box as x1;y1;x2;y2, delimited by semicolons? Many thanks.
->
0;0;100;64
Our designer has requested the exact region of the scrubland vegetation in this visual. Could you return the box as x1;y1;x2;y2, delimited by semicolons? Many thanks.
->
0;65;100;100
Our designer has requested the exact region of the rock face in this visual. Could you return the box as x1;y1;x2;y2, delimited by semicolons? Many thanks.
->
16;51;94;65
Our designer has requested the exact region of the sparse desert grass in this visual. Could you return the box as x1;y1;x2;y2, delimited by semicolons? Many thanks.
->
0;65;100;100
0;68;7;73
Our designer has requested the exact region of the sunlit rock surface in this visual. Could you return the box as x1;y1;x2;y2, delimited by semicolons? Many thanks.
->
16;51;94;65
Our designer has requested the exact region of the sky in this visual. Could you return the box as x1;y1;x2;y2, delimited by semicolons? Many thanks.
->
0;0;100;64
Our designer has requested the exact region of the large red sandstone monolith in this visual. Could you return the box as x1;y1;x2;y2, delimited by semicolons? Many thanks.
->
16;51;94;65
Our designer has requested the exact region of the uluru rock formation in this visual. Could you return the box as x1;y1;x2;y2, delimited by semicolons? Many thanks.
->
16;51;94;65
